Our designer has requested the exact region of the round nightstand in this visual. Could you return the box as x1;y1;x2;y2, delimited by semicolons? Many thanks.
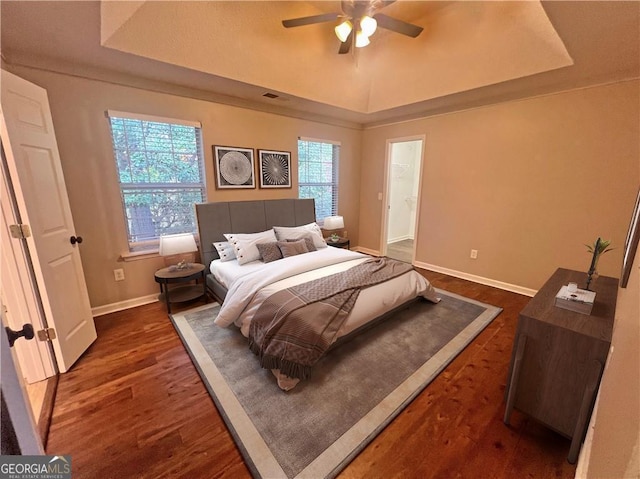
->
326;237;350;249
154;263;206;314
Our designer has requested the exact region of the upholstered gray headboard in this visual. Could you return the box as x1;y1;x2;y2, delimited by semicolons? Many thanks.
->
195;199;316;267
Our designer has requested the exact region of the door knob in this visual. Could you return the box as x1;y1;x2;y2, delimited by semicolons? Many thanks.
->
70;235;83;245
5;324;35;347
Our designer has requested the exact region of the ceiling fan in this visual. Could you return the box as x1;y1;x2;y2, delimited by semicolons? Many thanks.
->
282;0;424;54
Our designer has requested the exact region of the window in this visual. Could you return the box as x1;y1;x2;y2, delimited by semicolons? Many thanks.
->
297;138;339;222
107;111;206;250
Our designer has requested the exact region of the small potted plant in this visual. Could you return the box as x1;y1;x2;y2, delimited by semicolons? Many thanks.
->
585;237;613;290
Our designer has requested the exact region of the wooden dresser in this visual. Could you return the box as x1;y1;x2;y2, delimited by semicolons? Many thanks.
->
503;268;618;463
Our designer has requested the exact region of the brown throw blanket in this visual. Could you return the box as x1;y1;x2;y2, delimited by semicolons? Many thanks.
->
248;257;414;380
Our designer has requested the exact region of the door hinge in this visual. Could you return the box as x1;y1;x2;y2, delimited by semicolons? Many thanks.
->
37;327;56;342
9;224;31;239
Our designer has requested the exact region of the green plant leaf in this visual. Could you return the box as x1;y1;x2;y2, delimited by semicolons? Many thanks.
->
586;238;614;255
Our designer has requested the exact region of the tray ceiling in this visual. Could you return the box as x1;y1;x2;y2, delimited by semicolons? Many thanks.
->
1;1;638;126
101;1;572;114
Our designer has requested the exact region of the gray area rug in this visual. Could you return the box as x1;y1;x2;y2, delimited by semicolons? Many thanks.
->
171;289;502;479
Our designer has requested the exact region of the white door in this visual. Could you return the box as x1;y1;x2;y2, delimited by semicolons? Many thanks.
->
1;142;56;383
1;69;96;373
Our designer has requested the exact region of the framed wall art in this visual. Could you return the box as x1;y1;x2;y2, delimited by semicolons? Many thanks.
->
258;150;291;188
213;145;255;189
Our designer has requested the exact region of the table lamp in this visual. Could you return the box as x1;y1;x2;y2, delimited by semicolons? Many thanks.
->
323;215;344;242
159;233;197;270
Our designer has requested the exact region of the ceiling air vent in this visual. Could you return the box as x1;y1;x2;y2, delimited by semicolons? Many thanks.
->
262;92;279;99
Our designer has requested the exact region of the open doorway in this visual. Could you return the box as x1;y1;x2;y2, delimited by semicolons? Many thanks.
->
383;137;424;263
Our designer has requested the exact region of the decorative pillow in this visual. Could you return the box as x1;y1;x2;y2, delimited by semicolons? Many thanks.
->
224;229;278;265
213;241;237;262
256;242;283;263
277;239;309;258
286;235;317;252
273;223;327;249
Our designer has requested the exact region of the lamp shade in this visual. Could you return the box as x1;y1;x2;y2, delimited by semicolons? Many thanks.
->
355;31;370;48
323;216;344;231
158;233;197;256
335;20;353;42
360;16;377;37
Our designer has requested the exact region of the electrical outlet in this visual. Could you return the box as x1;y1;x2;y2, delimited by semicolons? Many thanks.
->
343;230;348;238
114;269;125;281
470;249;478;259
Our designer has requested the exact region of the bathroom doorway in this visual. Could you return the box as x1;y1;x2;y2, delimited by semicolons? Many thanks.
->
383;137;424;263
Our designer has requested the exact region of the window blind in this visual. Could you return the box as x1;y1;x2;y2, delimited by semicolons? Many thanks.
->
297;138;340;223
107;112;206;250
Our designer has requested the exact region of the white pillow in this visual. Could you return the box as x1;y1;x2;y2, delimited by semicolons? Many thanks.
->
273;223;327;249
224;229;278;265
213;241;236;262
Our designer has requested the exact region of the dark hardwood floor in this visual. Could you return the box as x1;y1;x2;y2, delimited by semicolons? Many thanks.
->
46;270;578;479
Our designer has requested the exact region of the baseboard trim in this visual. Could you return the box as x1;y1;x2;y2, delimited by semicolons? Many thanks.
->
352;246;381;256
387;235;412;244
414;261;537;297
91;260;535;317
92;294;159;317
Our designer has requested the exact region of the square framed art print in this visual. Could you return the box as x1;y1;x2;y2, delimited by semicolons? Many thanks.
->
258;149;291;188
213;145;255;189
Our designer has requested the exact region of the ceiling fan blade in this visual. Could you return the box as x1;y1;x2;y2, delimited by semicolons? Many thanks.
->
374;0;396;9
282;12;340;28
373;13;423;38
338;31;353;54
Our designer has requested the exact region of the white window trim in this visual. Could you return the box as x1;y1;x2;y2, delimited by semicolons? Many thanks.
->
119;249;160;262
298;136;341;146
107;110;201;129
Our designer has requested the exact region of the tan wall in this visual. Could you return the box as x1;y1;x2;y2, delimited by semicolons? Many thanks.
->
360;80;640;290
7;65;638;300
583;241;640;477
7;66;362;308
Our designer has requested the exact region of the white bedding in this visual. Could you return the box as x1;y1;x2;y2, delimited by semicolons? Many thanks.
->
213;247;440;336
210;257;265;289
211;247;440;390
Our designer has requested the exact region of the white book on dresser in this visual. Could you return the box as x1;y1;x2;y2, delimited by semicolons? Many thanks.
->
555;285;596;315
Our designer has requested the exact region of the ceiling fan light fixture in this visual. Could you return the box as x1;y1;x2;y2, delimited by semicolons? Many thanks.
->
360;16;377;37
334;20;353;42
283;3;423;54
355;30;370;48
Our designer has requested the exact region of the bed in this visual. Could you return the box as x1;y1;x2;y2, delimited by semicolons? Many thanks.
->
195;199;440;390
